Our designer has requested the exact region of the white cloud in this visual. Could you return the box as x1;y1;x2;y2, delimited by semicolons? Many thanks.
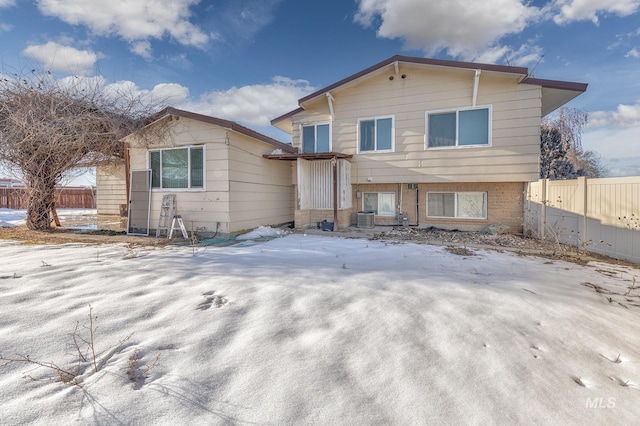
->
94;80;189;108
179;76;316;127
626;47;640;57
584;102;640;176
354;0;542;60
0;22;12;32
589;102;640;127
22;41;99;75
605;157;640;177
0;0;15;7
130;40;153;59
148;83;190;105
36;0;209;56
552;0;640;25
43;74;308;129
583;126;640;176
474;43;544;67
49;76;190;110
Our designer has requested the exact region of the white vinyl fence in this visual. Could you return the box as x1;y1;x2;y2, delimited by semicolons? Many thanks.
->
525;177;640;263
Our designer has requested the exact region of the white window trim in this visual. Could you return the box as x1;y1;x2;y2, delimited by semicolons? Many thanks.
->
357;115;395;153
426;191;488;220
147;145;206;192
363;192;396;216
425;105;492;150
300;122;332;153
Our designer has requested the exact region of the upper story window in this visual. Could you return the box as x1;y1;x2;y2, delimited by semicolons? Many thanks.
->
426;106;491;148
302;123;330;153
358;116;394;153
149;146;204;190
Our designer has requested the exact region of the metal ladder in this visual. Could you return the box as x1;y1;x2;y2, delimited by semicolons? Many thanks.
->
169;215;189;239
156;194;176;238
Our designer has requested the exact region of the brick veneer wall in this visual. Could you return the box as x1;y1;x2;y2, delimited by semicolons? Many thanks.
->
350;182;525;233
294;182;526;233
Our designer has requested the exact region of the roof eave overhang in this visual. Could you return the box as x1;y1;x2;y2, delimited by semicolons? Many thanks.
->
270;107;304;134
521;77;588;116
270;56;588;129
140;107;296;153
297;55;529;106
271;55;531;132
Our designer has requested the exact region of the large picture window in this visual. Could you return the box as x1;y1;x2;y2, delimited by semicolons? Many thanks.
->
363;192;396;216
427;107;490;148
359;116;393;152
302;123;330;153
427;192;487;219
149;146;204;189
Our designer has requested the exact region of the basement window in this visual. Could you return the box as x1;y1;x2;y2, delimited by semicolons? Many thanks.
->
427;192;487;219
363;192;395;216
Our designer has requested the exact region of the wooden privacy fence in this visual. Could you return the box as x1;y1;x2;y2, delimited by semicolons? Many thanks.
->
525;176;640;263
0;187;96;209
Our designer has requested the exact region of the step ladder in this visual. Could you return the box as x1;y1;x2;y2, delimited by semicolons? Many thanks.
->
169;215;189;239
156;194;176;238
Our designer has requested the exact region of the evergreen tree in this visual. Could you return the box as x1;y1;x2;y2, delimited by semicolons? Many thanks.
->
540;126;578;179
540;108;606;179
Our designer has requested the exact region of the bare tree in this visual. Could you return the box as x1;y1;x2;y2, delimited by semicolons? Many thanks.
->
541;107;606;179
0;71;161;229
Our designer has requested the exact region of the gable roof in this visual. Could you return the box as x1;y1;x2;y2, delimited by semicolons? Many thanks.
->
271;55;587;128
150;107;296;153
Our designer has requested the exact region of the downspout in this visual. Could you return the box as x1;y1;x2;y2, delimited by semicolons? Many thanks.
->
332;156;338;231
398;183;402;225
541;178;548;240
581;176;588;250
415;185;419;226
326;92;334;120
124;143;131;217
472;69;481;107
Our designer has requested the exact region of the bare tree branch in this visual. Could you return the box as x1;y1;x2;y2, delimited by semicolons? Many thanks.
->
0;70;165;229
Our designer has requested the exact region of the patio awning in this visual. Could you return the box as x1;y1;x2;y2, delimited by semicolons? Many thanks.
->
263;152;353;161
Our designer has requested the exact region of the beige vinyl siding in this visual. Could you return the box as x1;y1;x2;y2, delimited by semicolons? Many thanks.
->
128;119;232;234
128;116;293;235
293;66;542;183
228;132;294;233
290;100;331;151
96;165;126;215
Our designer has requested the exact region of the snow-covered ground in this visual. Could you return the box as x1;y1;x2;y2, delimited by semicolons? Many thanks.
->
0;208;97;228
0;234;638;425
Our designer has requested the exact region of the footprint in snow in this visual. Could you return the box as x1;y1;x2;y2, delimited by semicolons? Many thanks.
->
600;353;623;363
530;344;544;358
572;376;588;387
198;293;228;310
608;377;638;388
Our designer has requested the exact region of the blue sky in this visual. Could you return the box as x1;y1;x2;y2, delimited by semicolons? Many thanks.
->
1;0;640;182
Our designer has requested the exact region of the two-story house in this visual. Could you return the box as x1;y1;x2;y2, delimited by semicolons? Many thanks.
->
268;55;587;233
